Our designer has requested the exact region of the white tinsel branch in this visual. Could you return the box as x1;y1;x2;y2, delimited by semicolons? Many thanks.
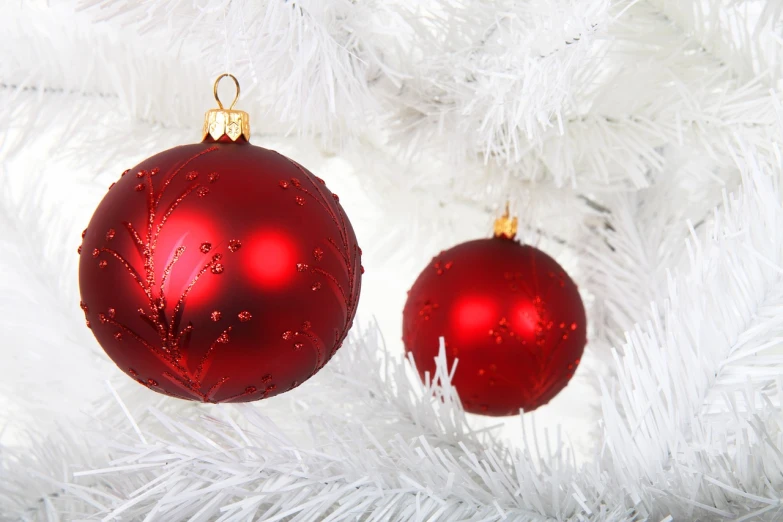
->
2;330;608;521
599;138;783;518
3;0;783;519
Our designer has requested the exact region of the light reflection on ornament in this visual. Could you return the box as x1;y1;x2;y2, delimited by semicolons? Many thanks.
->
158;210;219;306
247;230;297;289
453;296;497;338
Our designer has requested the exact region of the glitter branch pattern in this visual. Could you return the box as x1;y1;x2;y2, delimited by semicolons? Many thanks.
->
284;158;362;374
83;148;257;402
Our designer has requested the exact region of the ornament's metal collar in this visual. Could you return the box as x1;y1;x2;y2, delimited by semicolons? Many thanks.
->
493;202;518;239
202;74;250;142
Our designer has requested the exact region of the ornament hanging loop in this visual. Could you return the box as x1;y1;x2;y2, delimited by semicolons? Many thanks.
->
203;73;250;142
213;73;241;110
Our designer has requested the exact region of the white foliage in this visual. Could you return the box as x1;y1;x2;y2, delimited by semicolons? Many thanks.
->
2;0;783;519
583;146;744;357
2;331;605;521
600;143;783;518
651;0;783;80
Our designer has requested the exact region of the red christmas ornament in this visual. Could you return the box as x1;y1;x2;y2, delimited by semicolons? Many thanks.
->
402;206;586;416
78;75;362;403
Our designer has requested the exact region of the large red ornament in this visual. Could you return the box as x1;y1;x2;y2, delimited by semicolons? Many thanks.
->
78;75;362;403
402;209;586;416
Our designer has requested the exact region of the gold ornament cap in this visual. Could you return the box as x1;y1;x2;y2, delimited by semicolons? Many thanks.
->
202;74;250;142
493;202;518;239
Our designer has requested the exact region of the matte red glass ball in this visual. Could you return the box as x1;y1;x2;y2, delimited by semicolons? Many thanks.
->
78;140;362;402
402;237;586;416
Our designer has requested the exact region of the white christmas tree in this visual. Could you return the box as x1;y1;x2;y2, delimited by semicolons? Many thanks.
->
2;0;783;520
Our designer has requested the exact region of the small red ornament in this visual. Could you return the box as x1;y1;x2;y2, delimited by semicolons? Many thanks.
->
78;75;362;403
402;206;586;416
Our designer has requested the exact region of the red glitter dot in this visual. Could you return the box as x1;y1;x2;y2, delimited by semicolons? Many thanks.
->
294;342;304;351
150;167;159;175
312;282;322;291
571;322;578;330
114;332;123;341
217;332;230;343
136;170;146;178
208;172;219;183
77;245;82;255
85;320;91;329
290;178;301;187
92;248;100;258
238;311;252;322
313;247;324;261
147;379;158;386
79;301;88;312
200;242;212;253
296;263;309;272
302;320;311;330
185;171;198;180
198;187;210;197
228;239;242;253
107;308;116;318
332;193;340;202
128;368;138;377
360;265;365;274
211;263;224;274
282;331;293;341
279;180;289;189
135;183;145;191
98;260;108;268
295;196;305;206
81;229;87;239
106;229;116;241
261;374;272;383
211;310;222;322
121;169;129;177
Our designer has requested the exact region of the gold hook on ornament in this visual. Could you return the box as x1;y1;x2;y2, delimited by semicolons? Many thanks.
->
213;73;240;110
493;201;518;239
203;74;250;142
